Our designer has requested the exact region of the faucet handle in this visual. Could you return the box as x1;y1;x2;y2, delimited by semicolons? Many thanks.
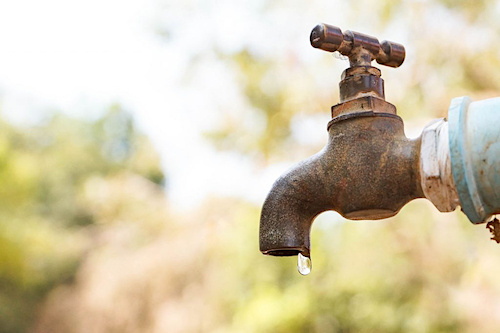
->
310;23;405;68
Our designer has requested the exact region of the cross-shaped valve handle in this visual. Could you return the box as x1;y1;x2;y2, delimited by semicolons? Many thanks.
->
310;23;405;68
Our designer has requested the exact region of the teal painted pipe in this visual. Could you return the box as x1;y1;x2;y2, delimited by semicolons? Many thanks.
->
448;96;500;223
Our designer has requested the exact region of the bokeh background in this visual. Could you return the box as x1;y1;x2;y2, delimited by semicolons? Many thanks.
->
1;0;500;332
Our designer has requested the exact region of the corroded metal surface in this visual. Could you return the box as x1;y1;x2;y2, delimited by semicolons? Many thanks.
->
331;96;396;118
259;114;423;257
310;23;405;68
487;218;500;243
339;68;385;102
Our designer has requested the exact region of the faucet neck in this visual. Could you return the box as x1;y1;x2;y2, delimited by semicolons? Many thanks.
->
330;65;396;121
339;65;384;102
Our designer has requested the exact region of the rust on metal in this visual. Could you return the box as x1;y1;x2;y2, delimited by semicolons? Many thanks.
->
310;23;405;68
339;67;385;102
259;111;423;257
331;96;396;118
486;217;500;243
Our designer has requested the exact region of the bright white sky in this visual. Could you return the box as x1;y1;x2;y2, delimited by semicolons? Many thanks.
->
0;0;298;209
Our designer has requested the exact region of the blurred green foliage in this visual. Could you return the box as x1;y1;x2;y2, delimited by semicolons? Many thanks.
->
0;106;164;333
207;50;292;159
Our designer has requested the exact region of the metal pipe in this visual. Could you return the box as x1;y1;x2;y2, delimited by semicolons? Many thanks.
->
419;96;500;223
448;97;500;222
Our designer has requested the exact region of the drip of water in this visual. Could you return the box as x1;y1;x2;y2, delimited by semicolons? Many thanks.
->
297;253;312;275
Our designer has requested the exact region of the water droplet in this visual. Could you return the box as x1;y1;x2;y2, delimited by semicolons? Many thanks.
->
297;253;312;275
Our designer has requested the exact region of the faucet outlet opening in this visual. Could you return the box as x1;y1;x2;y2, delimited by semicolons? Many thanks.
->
262;249;302;257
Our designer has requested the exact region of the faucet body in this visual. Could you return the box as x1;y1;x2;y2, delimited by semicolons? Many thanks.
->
260;112;422;257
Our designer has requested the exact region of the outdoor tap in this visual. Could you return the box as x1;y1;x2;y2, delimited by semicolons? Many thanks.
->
260;24;419;264
259;23;500;274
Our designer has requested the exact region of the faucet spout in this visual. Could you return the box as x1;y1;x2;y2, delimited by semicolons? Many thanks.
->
259;113;424;257
259;149;332;257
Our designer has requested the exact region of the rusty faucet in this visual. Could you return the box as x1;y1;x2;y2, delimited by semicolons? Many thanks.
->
260;24;418;269
261;23;500;274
